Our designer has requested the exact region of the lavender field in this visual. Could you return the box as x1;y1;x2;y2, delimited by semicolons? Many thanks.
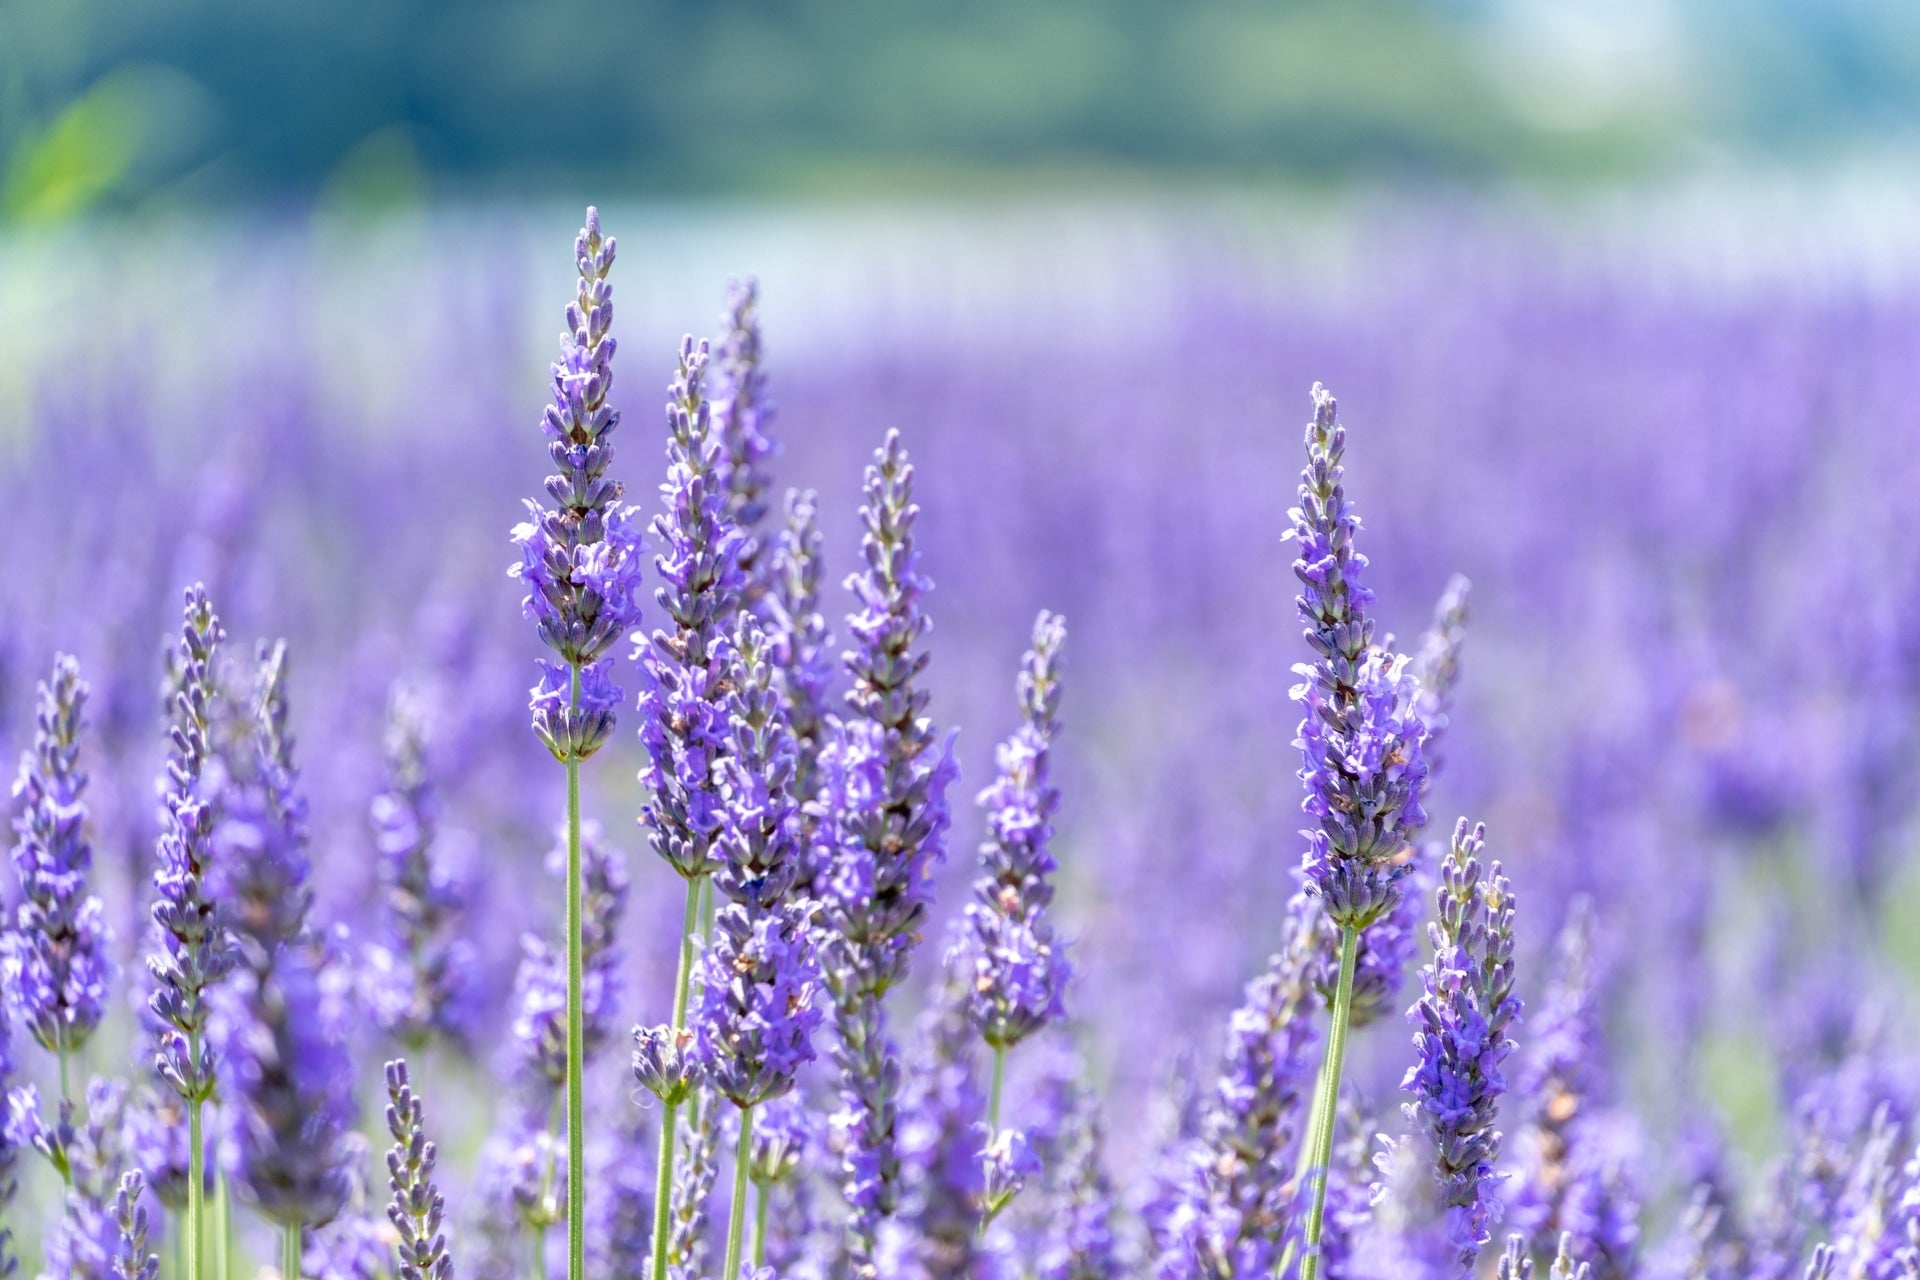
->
3;194;1920;1280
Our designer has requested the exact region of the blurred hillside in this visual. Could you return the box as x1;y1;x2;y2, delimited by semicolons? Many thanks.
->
4;0;1920;221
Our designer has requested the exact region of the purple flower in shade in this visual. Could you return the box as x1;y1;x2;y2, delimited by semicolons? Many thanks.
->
3;653;113;1059
1287;385;1429;930
668;1092;721;1276
148;585;234;1108
384;1060;454;1280
810;430;960;1270
365;684;474;1051
635;334;747;880
508;207;643;762
714;277;779;599
694;902;825;1109
110;1170;159;1280
1386;819;1521;1277
1150;895;1318;1280
1506;905;1642;1280
955;611;1070;1050
513;823;629;1092
1037;1081;1124;1280
898;983;990;1278
1411;575;1472;792
767;489;834;876
225;946;355;1230
588;1109;654;1280
214;640;313;969
747;1094;818;1274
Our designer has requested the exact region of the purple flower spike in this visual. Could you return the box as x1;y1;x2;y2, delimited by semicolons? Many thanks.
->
768;489;834;874
1412;575;1472;791
1394;818;1521;1277
957;610;1070;1050
716;618;804;911
215;640;314;967
509;207;642;760
636;334;747;880
385;1060;454;1280
714;277;779;597
1288;385;1429;930
148;585;234;1107
4;653;113;1059
111;1170;159;1280
0;1000;17;1278
695;902;825;1109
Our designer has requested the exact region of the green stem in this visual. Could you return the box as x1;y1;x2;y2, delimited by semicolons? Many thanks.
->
753;1178;772;1268
987;1044;1008;1133
1299;924;1359;1280
565;664;585;1280
175;1219;186;1280
187;1083;204;1280
281;1222;301;1280
216;1176;231;1280
56;1043;71;1107
723;1106;755;1280
651;877;704;1280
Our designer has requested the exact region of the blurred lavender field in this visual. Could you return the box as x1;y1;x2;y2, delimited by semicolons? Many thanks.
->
4;192;1920;1275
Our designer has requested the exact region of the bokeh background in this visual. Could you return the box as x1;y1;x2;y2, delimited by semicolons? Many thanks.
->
5;0;1920;1270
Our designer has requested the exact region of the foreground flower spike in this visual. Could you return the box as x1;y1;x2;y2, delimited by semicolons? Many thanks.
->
385;1060;454;1280
512;207;644;1280
813;429;959;1273
768;489;834;882
111;1170;159;1280
959;611;1069;1083
368;685;472;1051
714;277;779;599
4;654;112;1079
1396;819;1521;1276
147;584;232;1280
1285;385;1430;1280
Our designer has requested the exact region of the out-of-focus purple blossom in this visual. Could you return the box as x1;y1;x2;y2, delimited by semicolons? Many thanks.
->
1644;1186;1742;1280
123;1084;209;1212
473;1106;566;1261
1391;819;1520;1276
748;1093;818;1273
956;611;1069;1050
898;983;989;1279
109;1170;158;1280
1036;1078;1123;1280
714;278;779;599
635;1023;700;1107
1411;576;1471;791
4;654;112;1058
812;429;959;1271
1150;896;1318;1280
513;822;629;1092
695;902;824;1108
509;207;642;760
636;333;747;879
979;1127;1041;1223
148;585;233;1107
215;640;313;967
385;1059;453;1280
768;489;834;879
225;948;356;1230
24;1076;130;1280
0;1000;14;1279
1288;386;1430;930
1497;1233;1593;1280
588;1109;653;1280
365;684;473;1050
668;1089;721;1275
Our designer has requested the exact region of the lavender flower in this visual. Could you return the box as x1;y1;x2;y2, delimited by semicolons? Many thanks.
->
812;430;959;1270
1392;819;1520;1275
385;1059;454;1280
1037;1084;1124;1280
215;640;312;967
979;1127;1041;1223
366;684;473;1050
668;1093;720;1274
715;618;804;911
634;1023;700;1107
1412;575;1472;788
898;984;990;1279
748;1094;818;1272
767;489;834;892
714;277;779;596
1288;386;1429;929
19;1077;130;1280
510;206;643;761
696;904;824;1109
957;611;1069;1050
588;1110;654;1280
226;948;356;1230
3;653;112;1060
148;585;232;1108
109;1171;158;1280
0;1002;13;1280
636;333;747;880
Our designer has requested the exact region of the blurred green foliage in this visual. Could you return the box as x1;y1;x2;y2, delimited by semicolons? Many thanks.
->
2;0;1918;221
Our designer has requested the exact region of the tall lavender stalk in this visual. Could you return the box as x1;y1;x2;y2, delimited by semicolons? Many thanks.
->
714;277;779;602
768;490;833;888
1287;385;1430;1280
385;1060;453;1280
4;654;112;1097
510;207;644;1280
813;430;958;1274
147;585;232;1280
111;1170;159;1280
631;330;746;1280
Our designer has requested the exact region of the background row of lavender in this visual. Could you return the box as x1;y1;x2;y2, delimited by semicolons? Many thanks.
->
1;197;1917;1276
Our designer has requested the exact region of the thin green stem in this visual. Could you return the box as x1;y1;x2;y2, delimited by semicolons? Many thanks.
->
281;1222;301;1280
652;877;705;1280
753;1179;772;1268
565;663;585;1280
216;1176;231;1280
1299;924;1359;1280
987;1044;1008;1133
175;1219;186;1280
56;1043;71;1107
723;1106;755;1280
187;1082;204;1280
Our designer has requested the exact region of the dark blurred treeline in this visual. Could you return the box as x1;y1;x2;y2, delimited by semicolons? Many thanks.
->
3;0;1918;220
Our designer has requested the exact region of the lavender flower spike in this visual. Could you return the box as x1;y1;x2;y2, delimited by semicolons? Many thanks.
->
510;205;644;761
1412;574;1471;788
958;610;1069;1051
767;489;834;884
813;429;960;1272
0;1000;16;1280
1397;818;1521;1276
4;653;113;1065
385;1060;454;1280
111;1170;159;1280
714;277;779;597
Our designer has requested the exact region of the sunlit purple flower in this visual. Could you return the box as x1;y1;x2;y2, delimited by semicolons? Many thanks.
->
695;902;824;1109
